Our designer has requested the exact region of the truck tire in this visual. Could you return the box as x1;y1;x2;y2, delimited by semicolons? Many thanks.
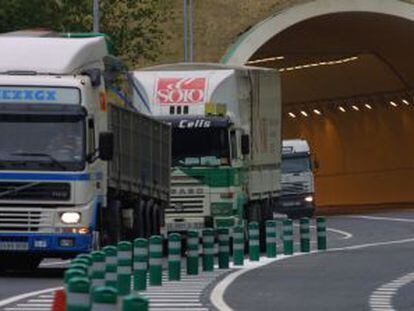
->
144;200;153;238
0;256;41;272
133;199;145;238
152;204;161;236
107;200;122;244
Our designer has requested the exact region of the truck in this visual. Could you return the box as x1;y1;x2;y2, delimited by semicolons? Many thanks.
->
279;139;315;218
131;63;281;239
0;34;170;271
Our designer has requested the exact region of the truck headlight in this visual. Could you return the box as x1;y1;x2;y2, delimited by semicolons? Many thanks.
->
305;196;314;203
61;212;81;224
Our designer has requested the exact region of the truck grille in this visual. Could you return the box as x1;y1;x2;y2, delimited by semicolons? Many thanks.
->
0;182;70;201
0;208;54;232
282;182;306;196
167;195;205;214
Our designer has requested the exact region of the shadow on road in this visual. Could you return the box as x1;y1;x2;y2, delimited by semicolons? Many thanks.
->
0;267;64;279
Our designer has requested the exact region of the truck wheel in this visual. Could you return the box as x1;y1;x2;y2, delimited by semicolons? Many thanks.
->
145;201;153;238
133;200;145;238
152;205;161;236
107;200;122;244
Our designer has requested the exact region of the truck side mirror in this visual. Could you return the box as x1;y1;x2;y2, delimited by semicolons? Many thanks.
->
99;132;114;161
82;68;102;87
241;134;250;155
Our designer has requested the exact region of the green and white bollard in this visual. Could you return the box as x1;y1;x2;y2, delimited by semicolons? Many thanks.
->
232;225;244;266
149;235;163;286
265;220;277;258
168;233;182;281
133;238;148;292
91;251;106;288
218;228;230;269
122;294;149;311
91;286;117;311
103;245;118;289
300;218;311;253
76;254;93;276
69;262;88;276
317;217;327;250
248;222;260;261
202;228;215;271
186;230;199;275
117;241;132;296
64;269;86;292
283;219;294;255
66;276;90;311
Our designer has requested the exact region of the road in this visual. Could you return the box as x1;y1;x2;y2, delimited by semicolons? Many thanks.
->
221;211;414;311
1;211;414;310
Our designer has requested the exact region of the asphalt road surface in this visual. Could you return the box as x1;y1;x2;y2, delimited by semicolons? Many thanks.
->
223;211;414;311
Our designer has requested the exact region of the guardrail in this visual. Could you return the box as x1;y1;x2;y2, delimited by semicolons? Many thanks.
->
54;216;327;310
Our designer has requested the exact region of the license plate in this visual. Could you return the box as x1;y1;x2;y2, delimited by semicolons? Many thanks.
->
0;242;29;251
282;201;301;207
167;222;203;232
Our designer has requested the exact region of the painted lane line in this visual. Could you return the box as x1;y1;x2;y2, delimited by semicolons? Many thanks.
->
294;224;353;240
211;236;414;311
0;287;62;308
370;271;414;311
349;215;414;223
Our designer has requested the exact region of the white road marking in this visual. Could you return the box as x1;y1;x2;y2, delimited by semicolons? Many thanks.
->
369;271;414;311
349;215;414;223
39;260;70;267
0;287;62;308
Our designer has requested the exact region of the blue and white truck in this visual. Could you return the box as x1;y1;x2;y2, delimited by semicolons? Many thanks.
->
0;34;170;270
279;139;315;218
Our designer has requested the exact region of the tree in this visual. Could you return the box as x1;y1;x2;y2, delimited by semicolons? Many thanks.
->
0;0;172;67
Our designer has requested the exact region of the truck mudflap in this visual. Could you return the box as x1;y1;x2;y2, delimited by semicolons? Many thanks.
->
0;232;92;254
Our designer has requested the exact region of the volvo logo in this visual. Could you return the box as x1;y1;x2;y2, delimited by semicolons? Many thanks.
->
171;188;204;195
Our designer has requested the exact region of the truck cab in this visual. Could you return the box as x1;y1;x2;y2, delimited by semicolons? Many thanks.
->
279;139;315;218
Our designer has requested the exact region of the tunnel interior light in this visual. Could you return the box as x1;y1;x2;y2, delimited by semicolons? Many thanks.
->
364;104;373;110
402;99;410;105
278;56;359;73
300;110;308;117
351;105;360;111
288;112;296;118
246;55;285;65
313;109;322;115
338;106;346;112
390;101;398;107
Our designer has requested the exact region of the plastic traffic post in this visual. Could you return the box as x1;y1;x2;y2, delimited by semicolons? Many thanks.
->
122;294;149;311
168;233;182;281
133;238;148;291
149;235;163;286
265;220;277;258
283;219;294;255
248;222;260;261
76;254;92;276
300;218;311;253
68;263;88;276
91;251;106;288
66;277;90;311
218;228;230;269
102;246;117;289
232;225;244;266
317;217;327;250
117;241;132;296
186;230;199;275
91;286;117;311
202;228;215;271
64;269;86;292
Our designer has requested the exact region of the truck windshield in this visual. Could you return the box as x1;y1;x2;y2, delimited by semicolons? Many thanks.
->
0;116;85;171
172;127;230;166
281;156;311;173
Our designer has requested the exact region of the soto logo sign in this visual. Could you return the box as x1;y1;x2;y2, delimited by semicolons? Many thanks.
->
155;77;207;105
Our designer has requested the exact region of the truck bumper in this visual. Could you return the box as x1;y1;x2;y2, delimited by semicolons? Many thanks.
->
276;195;315;218
0;232;92;256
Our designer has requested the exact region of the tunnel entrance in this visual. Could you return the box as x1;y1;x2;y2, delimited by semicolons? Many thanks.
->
223;0;414;210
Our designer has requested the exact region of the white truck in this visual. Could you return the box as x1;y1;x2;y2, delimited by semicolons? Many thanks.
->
279;139;315;218
131;63;281;239
0;34;170;270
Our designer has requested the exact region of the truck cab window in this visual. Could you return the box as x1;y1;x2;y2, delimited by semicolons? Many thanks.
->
230;130;237;160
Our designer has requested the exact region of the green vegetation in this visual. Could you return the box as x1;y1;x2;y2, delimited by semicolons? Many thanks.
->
0;0;172;66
